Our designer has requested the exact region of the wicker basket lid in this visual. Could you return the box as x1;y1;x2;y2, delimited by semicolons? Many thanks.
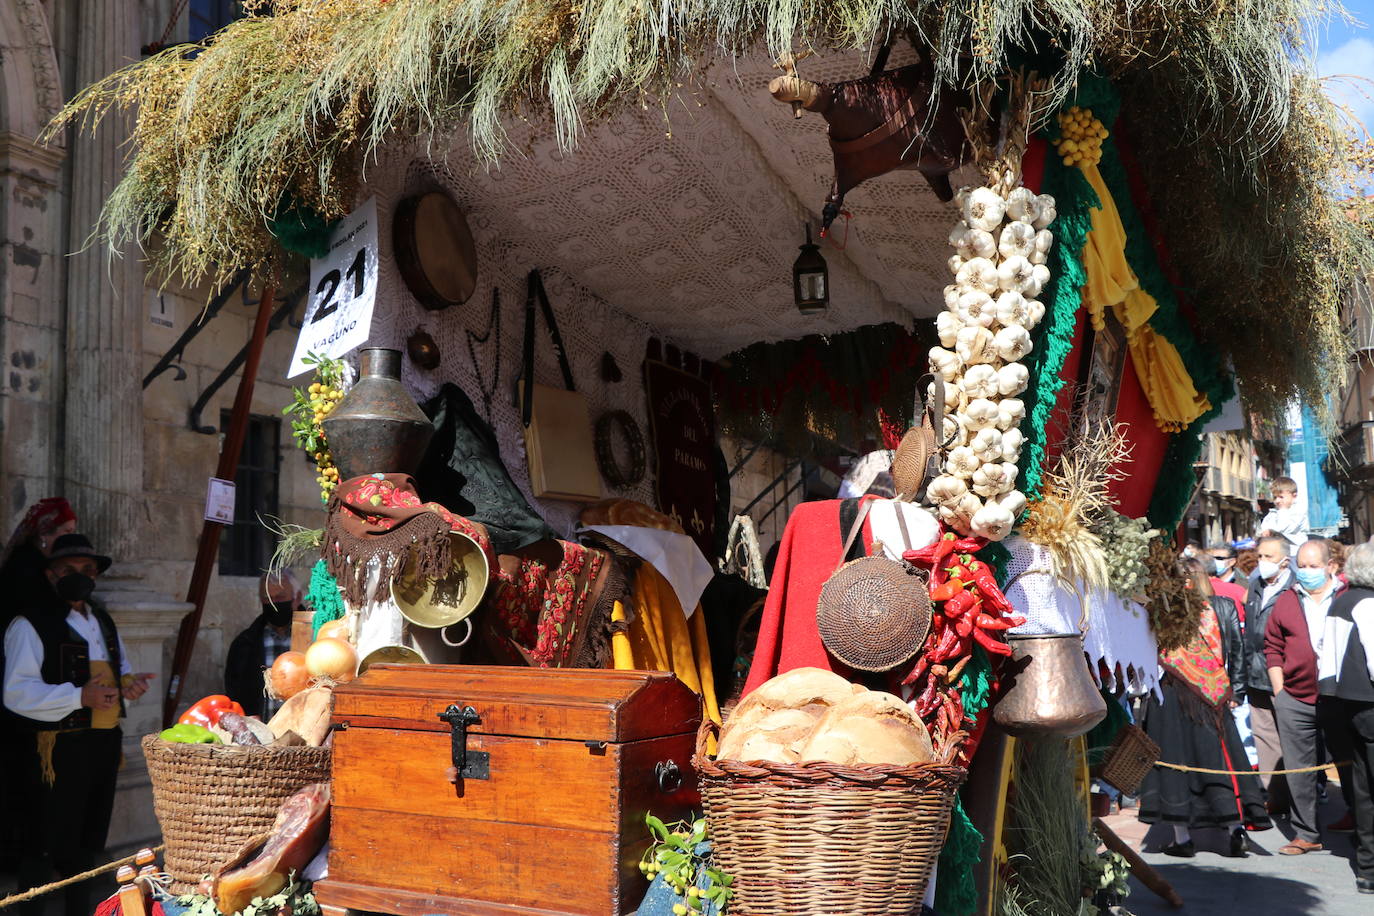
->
890;426;933;500
818;556;932;671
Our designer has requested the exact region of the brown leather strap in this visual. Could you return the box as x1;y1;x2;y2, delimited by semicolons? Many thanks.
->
829;95;921;155
836;498;875;572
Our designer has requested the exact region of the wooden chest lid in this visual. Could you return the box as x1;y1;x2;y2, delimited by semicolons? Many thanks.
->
331;664;702;743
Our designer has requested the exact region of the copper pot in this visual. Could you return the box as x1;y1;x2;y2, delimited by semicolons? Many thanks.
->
992;633;1107;738
322;348;434;479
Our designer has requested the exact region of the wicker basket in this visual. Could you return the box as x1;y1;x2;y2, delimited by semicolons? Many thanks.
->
1099;723;1160;797
694;722;966;915
141;734;331;892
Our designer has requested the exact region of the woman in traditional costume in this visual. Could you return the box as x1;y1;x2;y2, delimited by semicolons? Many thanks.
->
1137;557;1270;857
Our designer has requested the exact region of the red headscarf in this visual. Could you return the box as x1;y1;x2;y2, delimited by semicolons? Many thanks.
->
1;497;77;568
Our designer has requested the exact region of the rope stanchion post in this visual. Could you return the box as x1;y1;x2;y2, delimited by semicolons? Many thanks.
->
0;845;166;910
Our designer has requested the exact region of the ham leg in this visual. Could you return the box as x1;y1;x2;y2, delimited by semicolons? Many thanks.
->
215;783;331;914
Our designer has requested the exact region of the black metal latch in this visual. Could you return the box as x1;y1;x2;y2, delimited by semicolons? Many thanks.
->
438;704;490;781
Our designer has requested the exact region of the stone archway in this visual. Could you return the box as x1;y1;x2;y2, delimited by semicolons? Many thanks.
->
0;0;67;526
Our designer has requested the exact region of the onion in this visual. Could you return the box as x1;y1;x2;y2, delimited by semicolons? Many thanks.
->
269;651;310;700
305;637;357;683
317;619;348;641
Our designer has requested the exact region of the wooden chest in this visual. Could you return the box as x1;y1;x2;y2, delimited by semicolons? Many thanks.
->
315;665;702;916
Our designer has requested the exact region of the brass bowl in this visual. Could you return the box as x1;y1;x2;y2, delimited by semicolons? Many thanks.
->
391;530;490;628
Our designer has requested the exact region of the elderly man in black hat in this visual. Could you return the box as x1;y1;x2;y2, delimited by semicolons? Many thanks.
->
2;533;154;916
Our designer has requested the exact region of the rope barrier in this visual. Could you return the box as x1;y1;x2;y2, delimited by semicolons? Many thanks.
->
1153;760;1350;777
0;845;165;910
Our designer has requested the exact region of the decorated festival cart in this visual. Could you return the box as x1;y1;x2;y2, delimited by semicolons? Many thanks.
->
47;0;1374;914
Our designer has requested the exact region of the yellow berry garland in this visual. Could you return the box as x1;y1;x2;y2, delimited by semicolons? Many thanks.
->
284;352;348;503
1055;106;1109;168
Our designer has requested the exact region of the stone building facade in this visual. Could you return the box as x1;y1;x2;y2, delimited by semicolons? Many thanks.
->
1;0;322;854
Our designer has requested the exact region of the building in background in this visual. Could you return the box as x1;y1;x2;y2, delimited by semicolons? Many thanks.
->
1191;430;1260;546
1326;273;1374;541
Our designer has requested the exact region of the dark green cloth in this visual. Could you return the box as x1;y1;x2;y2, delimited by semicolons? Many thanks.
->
415;383;555;555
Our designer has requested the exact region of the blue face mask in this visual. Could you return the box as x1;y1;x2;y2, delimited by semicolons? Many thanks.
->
1294;567;1328;592
1214;558;1230;577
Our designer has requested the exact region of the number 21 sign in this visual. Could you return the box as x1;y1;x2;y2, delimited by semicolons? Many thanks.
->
288;197;380;378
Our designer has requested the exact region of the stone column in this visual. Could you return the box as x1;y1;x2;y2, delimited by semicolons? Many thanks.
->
62;0;144;556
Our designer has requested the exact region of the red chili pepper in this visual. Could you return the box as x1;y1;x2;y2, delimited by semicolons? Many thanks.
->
975;612;1021;630
955;613;974;638
943;591;978;619
942;691;961;728
933;626;961;660
903;653;931;686
928;580;961;603
178;695;244;728
972;626;1013;656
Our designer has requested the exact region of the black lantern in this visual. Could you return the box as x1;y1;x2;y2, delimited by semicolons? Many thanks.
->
792;223;829;315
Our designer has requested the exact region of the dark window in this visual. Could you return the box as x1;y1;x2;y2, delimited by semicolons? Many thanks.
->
188;0;243;43
219;412;281;577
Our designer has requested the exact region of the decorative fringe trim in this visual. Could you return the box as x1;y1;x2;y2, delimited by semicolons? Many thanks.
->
36;731;57;786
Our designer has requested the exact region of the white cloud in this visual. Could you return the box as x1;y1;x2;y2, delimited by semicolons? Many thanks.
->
1319;37;1374;135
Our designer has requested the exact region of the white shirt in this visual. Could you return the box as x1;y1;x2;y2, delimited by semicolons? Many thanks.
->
1319;596;1374;685
1262;570;1292;611
1261;507;1308;553
1299;585;1336;657
3;607;131;722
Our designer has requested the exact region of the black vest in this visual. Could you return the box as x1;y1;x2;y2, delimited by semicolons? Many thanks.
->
13;598;124;730
1319;587;1374;703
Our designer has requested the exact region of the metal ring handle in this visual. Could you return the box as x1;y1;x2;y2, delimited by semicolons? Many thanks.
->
441;618;474;648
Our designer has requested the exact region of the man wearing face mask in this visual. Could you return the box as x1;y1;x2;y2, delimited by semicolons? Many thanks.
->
1244;535;1295;814
225;570;303;718
1263;538;1356;853
2;534;154;916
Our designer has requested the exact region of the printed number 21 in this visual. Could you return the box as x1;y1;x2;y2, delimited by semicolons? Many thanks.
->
312;248;368;323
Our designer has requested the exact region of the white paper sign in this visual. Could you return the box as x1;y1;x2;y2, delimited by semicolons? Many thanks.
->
204;478;237;525
288;197;379;378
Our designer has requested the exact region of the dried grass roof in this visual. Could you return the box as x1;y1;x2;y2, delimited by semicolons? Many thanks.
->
51;0;1374;412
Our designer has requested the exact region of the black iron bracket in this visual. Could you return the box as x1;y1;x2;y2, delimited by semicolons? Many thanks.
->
144;269;251;389
439;704;490;781
187;284;305;434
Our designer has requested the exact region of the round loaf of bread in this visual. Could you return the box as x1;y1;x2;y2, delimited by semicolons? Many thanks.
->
796;690;934;766
717;667;861;762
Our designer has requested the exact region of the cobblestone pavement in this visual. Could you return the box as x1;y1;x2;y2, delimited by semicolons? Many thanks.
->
1104;793;1368;915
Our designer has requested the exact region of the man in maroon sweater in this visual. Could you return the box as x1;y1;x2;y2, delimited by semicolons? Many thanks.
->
1265;538;1355;853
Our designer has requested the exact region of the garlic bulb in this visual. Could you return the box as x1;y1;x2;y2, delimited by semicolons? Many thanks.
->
996;363;1029;397
962;364;999;400
971;501;1016;540
997;488;1028;519
967;229;997;260
948;254;966;276
955;326;996;366
941;415;966;448
1025;263;1052;298
926;474;969;506
1025;299;1046;327
997;255;1037;293
1000;428;1025;463
996;398;1026;431
972;461;1012;498
945;446;980;479
928;346;963;382
936;310;961;348
969;425;1003;462
993;291;1029;327
1004;187;1040;224
963;187;1006;232
943;284;960;310
1034;229;1053;256
993;324;1033;362
941;493;983;531
997;221;1036;260
1033;194;1057;230
948;225;973;258
964;398;1000;430
956;290;996;328
1000;463;1021;492
930;379;960;408
956;257;1000;294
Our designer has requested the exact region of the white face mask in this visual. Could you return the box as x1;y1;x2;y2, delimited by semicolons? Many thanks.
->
1256;559;1283;582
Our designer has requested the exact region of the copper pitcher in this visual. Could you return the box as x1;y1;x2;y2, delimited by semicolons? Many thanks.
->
992;632;1107;738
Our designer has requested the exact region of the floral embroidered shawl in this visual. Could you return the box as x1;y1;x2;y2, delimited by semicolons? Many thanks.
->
1161;604;1231;707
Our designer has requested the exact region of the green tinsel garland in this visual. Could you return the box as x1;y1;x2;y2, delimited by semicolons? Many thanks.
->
933;537;1009;914
307;558;345;639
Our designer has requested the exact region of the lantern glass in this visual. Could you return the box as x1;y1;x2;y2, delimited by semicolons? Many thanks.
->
792;224;829;315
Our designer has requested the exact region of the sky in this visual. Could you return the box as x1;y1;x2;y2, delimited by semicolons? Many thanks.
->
1318;1;1374;140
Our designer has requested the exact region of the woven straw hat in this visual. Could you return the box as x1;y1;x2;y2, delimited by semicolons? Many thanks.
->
817;556;932;671
891;376;945;500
